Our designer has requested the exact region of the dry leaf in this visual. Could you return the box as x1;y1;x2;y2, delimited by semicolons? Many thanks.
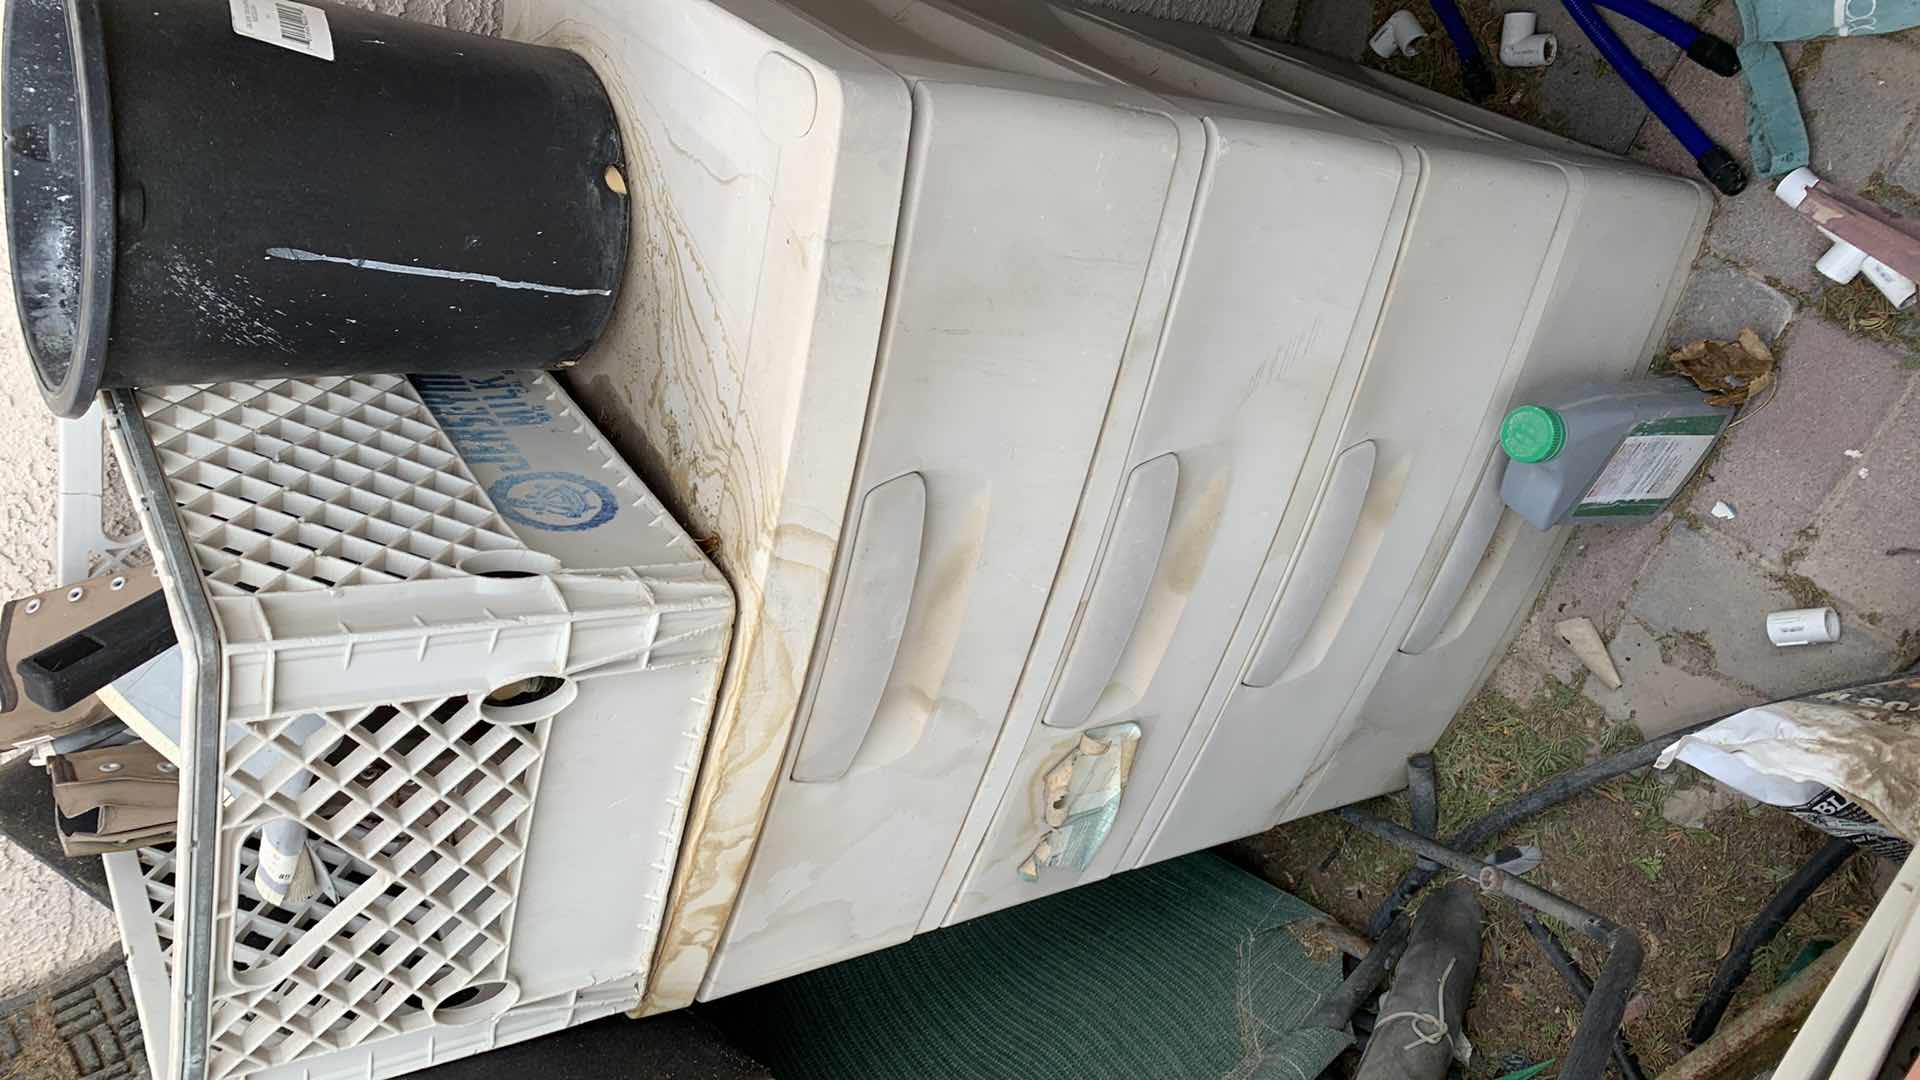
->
1667;327;1778;406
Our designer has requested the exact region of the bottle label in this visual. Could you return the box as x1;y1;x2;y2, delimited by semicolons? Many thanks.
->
230;0;335;61
1571;415;1722;519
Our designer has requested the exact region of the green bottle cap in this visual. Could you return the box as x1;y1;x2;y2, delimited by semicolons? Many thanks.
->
1500;405;1566;463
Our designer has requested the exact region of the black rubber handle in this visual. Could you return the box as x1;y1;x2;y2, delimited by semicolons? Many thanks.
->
1686;34;1741;77
1696;146;1748;196
17;591;175;713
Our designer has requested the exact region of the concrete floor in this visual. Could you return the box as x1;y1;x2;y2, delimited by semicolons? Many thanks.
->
1265;0;1920;732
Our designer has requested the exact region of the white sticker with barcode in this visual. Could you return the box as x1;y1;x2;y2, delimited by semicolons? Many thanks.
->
229;0;334;61
1581;434;1715;504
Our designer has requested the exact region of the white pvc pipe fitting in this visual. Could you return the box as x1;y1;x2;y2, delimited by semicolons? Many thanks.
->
1775;168;1917;308
1774;166;1821;209
1815;238;1871;283
1500;12;1557;67
1767;607;1841;647
1369;9;1428;59
1864;256;1918;308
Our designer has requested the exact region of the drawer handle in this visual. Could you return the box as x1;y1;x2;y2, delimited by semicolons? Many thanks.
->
791;472;928;783
1400;452;1507;655
1244;440;1376;688
1045;454;1180;728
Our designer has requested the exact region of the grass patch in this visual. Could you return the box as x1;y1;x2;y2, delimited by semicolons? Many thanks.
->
1227;673;1879;1077
1782;524;1820;569
1814;277;1920;360
1769;568;1839;611
1862;169;1920;213
1429;679;1599;835
1654;627;1719;677
1361;0;1574;138
1789;37;1832;80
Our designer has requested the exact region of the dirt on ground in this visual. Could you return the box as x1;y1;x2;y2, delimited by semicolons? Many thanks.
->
1226;677;1882;1077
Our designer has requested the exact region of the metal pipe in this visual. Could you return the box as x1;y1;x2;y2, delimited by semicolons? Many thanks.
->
1338;809;1611;939
1365;716;1723;939
1522;913;1648;1080
1334;808;1644;1080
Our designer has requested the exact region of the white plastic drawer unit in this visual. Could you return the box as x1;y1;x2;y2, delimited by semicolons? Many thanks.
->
101;372;734;1080
477;0;1708;1009
698;0;1204;996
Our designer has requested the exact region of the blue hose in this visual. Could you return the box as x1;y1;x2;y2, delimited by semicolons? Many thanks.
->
1591;0;1699;49
1561;0;1746;191
1426;0;1495;99
1562;0;1710;156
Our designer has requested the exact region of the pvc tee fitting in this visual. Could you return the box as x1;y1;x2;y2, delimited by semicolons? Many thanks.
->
1775;168;1917;309
1370;9;1428;59
1500;12;1557;67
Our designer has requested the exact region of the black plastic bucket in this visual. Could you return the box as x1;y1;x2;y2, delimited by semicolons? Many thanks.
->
3;0;628;418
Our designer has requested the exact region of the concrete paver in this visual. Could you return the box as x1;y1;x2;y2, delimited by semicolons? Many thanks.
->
1627;525;1906;700
1661;264;1797;350
1795;35;1920;191
1889;124;1920;201
1799;378;1920;637
1580;616;1766;736
1251;0;1301;41
1683;317;1916;560
1290;0;1371;60
1629;55;1831;291
1086;0;1263;33
1533;516;1675;635
1516;0;1710;154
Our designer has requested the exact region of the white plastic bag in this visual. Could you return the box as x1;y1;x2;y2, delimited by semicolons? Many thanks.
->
1656;676;1920;859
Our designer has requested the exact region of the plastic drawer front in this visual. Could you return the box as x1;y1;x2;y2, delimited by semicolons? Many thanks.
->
699;67;1192;997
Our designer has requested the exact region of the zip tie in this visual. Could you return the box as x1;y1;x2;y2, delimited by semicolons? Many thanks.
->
1377;956;1458;1052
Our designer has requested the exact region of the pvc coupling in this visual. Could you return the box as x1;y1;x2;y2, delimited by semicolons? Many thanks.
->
1370;9;1429;59
1500;12;1557;67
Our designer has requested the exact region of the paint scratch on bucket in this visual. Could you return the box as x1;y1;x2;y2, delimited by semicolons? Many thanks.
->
264;247;611;296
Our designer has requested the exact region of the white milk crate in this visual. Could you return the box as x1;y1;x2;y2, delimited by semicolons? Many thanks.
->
97;371;734;1080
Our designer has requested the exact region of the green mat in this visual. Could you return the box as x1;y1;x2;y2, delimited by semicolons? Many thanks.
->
711;854;1351;1080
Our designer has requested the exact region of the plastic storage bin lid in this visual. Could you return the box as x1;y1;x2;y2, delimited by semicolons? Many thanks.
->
2;0;115;418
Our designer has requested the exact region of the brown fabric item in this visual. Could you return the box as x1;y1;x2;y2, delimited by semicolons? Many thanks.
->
48;742;177;855
0;569;162;746
56;823;178;857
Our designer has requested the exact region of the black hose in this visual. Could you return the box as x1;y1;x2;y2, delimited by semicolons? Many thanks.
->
1686;836;1858;1045
1407;754;1440;873
1364;716;1723;939
1562;929;1644;1080
1522;913;1648;1080
1306;914;1411;1029
1334;810;1643;1080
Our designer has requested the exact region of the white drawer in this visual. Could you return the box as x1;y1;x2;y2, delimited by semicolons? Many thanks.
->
701;67;1198;996
938;115;1409;924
